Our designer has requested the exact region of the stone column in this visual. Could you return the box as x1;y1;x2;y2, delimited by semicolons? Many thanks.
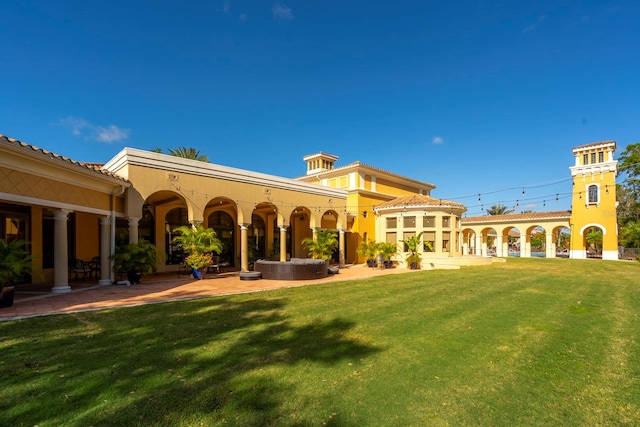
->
462;242;469;256
52;209;71;294
338;229;346;267
128;217;140;244
279;227;287;262
240;224;249;272
545;233;554;259
496;235;504;257
475;235;482;256
99;216;112;285
522;233;531;258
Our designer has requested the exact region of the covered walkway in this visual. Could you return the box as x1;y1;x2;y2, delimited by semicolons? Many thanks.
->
0;264;420;321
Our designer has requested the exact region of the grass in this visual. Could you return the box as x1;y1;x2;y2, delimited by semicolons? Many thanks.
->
1;258;639;426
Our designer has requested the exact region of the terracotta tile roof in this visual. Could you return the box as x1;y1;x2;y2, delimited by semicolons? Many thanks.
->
374;194;466;211
462;210;571;224
572;140;616;151
0;134;129;183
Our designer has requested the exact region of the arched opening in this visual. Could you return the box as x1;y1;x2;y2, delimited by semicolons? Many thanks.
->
321;210;340;263
165;207;188;264
529;226;546;257
584;225;604;258
207;210;235;267
504;227;521;256
553;226;570;258
481;227;497;256
290;207;312;259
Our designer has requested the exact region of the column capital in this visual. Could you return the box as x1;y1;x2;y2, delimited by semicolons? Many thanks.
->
52;209;72;221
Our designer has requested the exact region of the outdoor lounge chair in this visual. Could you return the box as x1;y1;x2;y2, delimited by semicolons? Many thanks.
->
70;258;91;281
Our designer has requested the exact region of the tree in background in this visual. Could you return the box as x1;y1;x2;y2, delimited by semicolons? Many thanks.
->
486;203;514;215
617;142;640;248
586;227;603;252
167;147;210;162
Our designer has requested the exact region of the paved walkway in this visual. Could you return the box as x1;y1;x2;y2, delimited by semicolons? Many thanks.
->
0;264;418;321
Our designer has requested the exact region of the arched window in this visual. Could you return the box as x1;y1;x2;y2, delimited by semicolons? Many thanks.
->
588;185;598;204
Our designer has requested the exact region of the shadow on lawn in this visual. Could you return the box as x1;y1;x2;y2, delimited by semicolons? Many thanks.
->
2;296;380;426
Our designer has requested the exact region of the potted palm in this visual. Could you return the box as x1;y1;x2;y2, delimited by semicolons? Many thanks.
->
357;238;378;268
302;230;339;262
403;232;424;270
0;239;33;308
110;239;159;284
172;224;223;280
377;241;399;268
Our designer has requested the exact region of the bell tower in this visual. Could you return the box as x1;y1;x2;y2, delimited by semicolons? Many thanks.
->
569;141;618;260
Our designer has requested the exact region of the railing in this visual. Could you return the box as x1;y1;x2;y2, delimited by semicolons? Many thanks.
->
620;248;638;260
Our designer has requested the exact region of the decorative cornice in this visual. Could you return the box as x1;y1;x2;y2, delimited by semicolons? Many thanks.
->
103;148;348;199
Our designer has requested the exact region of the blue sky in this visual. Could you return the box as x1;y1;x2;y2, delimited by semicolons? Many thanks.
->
2;1;638;216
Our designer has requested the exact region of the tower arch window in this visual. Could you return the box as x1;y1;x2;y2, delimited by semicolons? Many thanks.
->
588;185;598;205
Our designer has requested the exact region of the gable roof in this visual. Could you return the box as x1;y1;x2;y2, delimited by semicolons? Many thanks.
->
1;133;129;184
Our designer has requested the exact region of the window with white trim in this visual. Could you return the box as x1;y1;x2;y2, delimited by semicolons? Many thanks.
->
588;185;598;204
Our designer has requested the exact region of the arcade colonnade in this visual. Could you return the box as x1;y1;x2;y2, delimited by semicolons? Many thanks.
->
103;148;349;273
461;211;573;258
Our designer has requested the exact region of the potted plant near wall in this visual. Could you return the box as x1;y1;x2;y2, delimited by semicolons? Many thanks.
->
172;224;223;280
0;239;33;308
377;241;399;269
357;238;379;268
302;230;339;262
110;239;160;284
403;232;424;270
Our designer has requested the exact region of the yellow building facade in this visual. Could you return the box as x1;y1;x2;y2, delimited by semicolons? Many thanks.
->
296;152;437;264
569;141;618;260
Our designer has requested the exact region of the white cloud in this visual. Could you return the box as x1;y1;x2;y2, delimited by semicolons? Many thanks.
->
95;125;130;142
58;116;130;143
273;3;294;21
432;136;444;144
522;15;546;33
239;13;247;22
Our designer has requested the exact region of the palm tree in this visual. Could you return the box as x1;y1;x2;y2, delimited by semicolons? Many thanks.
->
586;227;603;253
172;224;223;270
486;203;514;215
167;147;210;163
302;230;339;261
0;239;33;288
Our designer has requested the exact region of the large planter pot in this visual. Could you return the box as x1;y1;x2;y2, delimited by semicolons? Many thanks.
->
384;260;393;269
192;267;207;280
366;259;376;268
127;271;143;284
0;286;15;308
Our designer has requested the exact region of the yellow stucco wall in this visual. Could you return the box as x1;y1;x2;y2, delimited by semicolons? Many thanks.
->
0;167;116;211
570;169;618;253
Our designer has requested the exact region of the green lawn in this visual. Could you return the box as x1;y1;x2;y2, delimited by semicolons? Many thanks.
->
1;258;639;426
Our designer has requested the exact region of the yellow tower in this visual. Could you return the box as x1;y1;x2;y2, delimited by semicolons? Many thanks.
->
569;141;618;260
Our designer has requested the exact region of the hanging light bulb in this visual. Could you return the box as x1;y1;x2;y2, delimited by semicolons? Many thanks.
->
556;193;559;202
522;188;525;197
